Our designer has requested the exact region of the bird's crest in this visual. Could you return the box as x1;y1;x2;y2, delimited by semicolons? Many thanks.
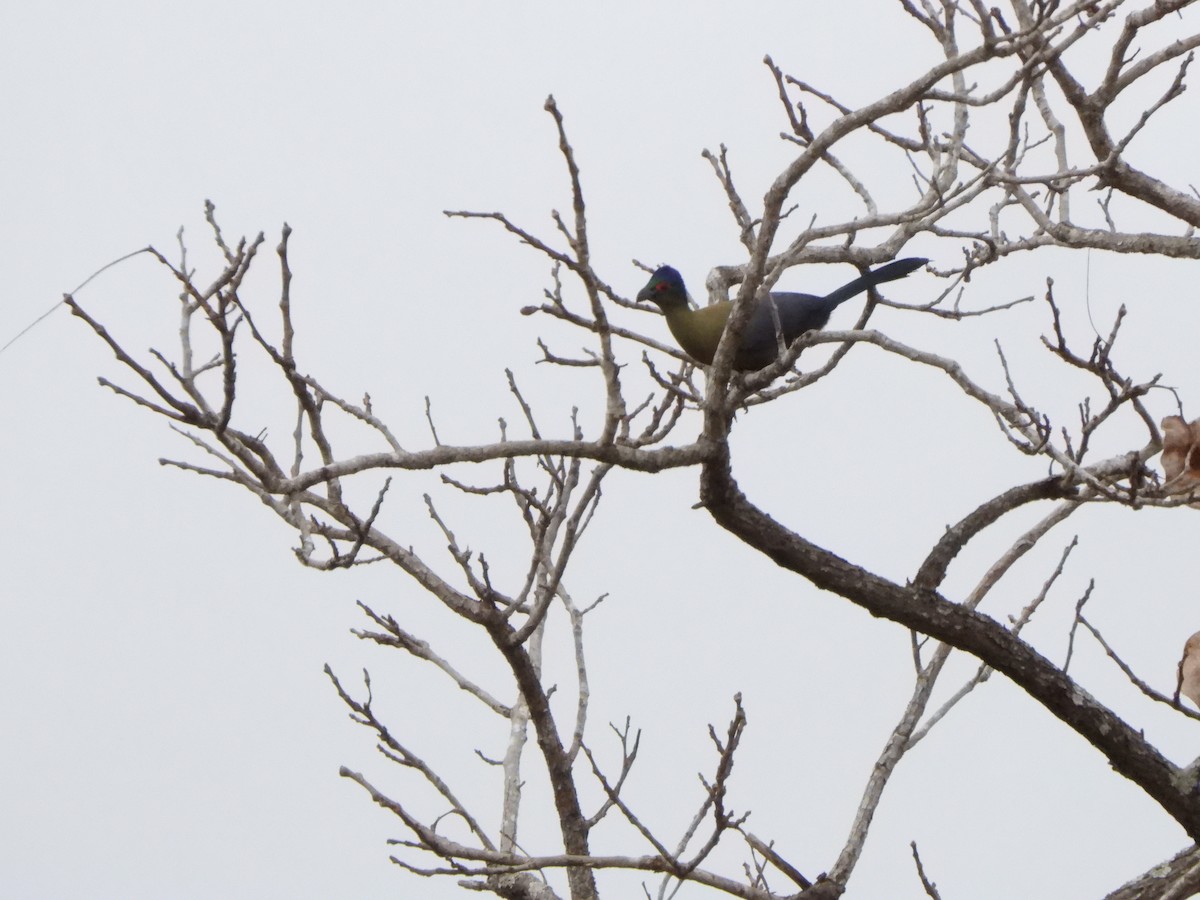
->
649;266;684;291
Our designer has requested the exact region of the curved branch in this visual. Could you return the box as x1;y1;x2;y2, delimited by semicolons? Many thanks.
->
913;476;1075;589
697;440;1200;840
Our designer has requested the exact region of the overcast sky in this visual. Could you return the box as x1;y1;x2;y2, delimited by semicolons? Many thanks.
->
3;3;1200;899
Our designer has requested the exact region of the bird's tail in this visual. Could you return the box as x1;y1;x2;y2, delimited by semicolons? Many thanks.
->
821;257;928;307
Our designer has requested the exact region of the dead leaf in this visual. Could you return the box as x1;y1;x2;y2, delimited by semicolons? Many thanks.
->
1180;630;1200;709
1160;416;1200;491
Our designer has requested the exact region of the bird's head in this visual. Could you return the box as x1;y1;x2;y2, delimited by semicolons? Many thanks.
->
636;266;689;312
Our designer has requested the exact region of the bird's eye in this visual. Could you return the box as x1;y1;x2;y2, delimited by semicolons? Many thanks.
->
656;282;668;292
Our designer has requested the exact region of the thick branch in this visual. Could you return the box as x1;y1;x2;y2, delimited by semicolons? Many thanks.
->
698;441;1200;840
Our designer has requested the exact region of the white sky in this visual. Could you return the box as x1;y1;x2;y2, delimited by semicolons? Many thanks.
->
2;3;1200;898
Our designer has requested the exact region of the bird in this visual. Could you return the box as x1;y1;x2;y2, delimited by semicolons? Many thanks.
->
1180;630;1200;709
636;257;928;371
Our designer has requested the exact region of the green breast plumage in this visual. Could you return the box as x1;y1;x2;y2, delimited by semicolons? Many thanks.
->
662;303;732;366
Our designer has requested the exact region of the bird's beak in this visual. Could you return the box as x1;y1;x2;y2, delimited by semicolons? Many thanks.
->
635;286;653;305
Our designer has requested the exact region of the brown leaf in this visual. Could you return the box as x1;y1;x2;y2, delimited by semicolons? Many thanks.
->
1181;630;1200;709
1161;416;1200;491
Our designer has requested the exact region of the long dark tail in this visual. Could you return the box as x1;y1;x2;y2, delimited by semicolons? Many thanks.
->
821;257;927;308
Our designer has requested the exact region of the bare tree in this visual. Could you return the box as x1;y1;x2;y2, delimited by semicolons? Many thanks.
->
62;1;1200;898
